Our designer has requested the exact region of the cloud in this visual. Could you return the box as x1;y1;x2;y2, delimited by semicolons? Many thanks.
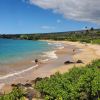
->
28;0;100;23
41;25;55;29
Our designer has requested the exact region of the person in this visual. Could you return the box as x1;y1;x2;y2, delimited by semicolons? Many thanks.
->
73;49;75;54
35;59;38;64
72;49;76;65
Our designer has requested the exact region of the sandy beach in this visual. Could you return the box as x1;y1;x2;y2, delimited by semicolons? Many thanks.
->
51;41;100;73
0;40;100;93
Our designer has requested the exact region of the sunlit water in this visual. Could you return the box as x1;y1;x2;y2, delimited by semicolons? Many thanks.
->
0;39;56;65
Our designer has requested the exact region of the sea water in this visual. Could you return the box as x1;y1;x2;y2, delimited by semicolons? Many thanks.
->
0;39;64;79
0;39;56;64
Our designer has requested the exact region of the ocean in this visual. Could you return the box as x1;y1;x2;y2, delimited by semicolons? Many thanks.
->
0;39;63;78
0;39;56;64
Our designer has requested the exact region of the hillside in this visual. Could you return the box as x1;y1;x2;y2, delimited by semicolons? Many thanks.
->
0;28;100;44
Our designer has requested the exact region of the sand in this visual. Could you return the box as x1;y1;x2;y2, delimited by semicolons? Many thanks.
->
0;40;100;93
51;41;100;73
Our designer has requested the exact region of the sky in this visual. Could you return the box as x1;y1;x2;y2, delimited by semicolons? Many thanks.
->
0;0;100;34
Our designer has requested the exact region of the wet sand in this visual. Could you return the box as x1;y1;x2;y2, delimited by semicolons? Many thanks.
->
0;59;35;76
0;40;100;93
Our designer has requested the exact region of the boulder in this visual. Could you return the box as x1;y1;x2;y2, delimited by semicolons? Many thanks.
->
24;83;32;88
64;61;74;64
76;60;83;63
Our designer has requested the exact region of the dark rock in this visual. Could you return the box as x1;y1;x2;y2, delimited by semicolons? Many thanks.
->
16;83;24;87
11;84;17;87
43;77;49;80
24;83;32;87
76;60;83;63
24;89;34;100
64;61;74;64
33;77;43;84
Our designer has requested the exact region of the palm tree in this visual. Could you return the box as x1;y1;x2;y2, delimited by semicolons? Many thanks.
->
90;27;94;43
85;26;89;34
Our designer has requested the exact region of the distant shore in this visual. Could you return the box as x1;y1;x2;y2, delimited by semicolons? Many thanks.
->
0;40;100;93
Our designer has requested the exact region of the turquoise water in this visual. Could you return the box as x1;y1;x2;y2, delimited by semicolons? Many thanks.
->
0;39;54;64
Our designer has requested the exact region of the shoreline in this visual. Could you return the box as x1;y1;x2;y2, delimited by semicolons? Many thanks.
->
0;40;100;93
0;41;62;80
51;41;100;73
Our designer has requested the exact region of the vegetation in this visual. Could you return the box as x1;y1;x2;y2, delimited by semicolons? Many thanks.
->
0;87;25;100
0;28;100;44
35;59;100;100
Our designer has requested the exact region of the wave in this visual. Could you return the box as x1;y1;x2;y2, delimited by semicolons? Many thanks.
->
48;42;64;50
46;42;65;59
0;64;38;80
41;59;49;62
48;42;62;46
43;51;58;59
48;42;52;45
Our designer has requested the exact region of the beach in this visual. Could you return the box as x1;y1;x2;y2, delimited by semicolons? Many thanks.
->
0;40;100;93
52;41;100;73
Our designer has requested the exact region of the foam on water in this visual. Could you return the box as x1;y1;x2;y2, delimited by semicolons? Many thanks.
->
45;42;65;59
43;50;58;59
48;42;64;50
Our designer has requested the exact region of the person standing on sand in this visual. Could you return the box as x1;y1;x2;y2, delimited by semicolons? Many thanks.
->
73;49;76;54
73;48;76;64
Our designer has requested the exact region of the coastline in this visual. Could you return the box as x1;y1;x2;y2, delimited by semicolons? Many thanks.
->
0;41;62;80
51;40;100;73
0;40;100;93
40;40;100;73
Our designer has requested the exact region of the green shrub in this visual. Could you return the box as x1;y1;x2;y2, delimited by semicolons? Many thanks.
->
35;60;100;100
0;87;25;100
